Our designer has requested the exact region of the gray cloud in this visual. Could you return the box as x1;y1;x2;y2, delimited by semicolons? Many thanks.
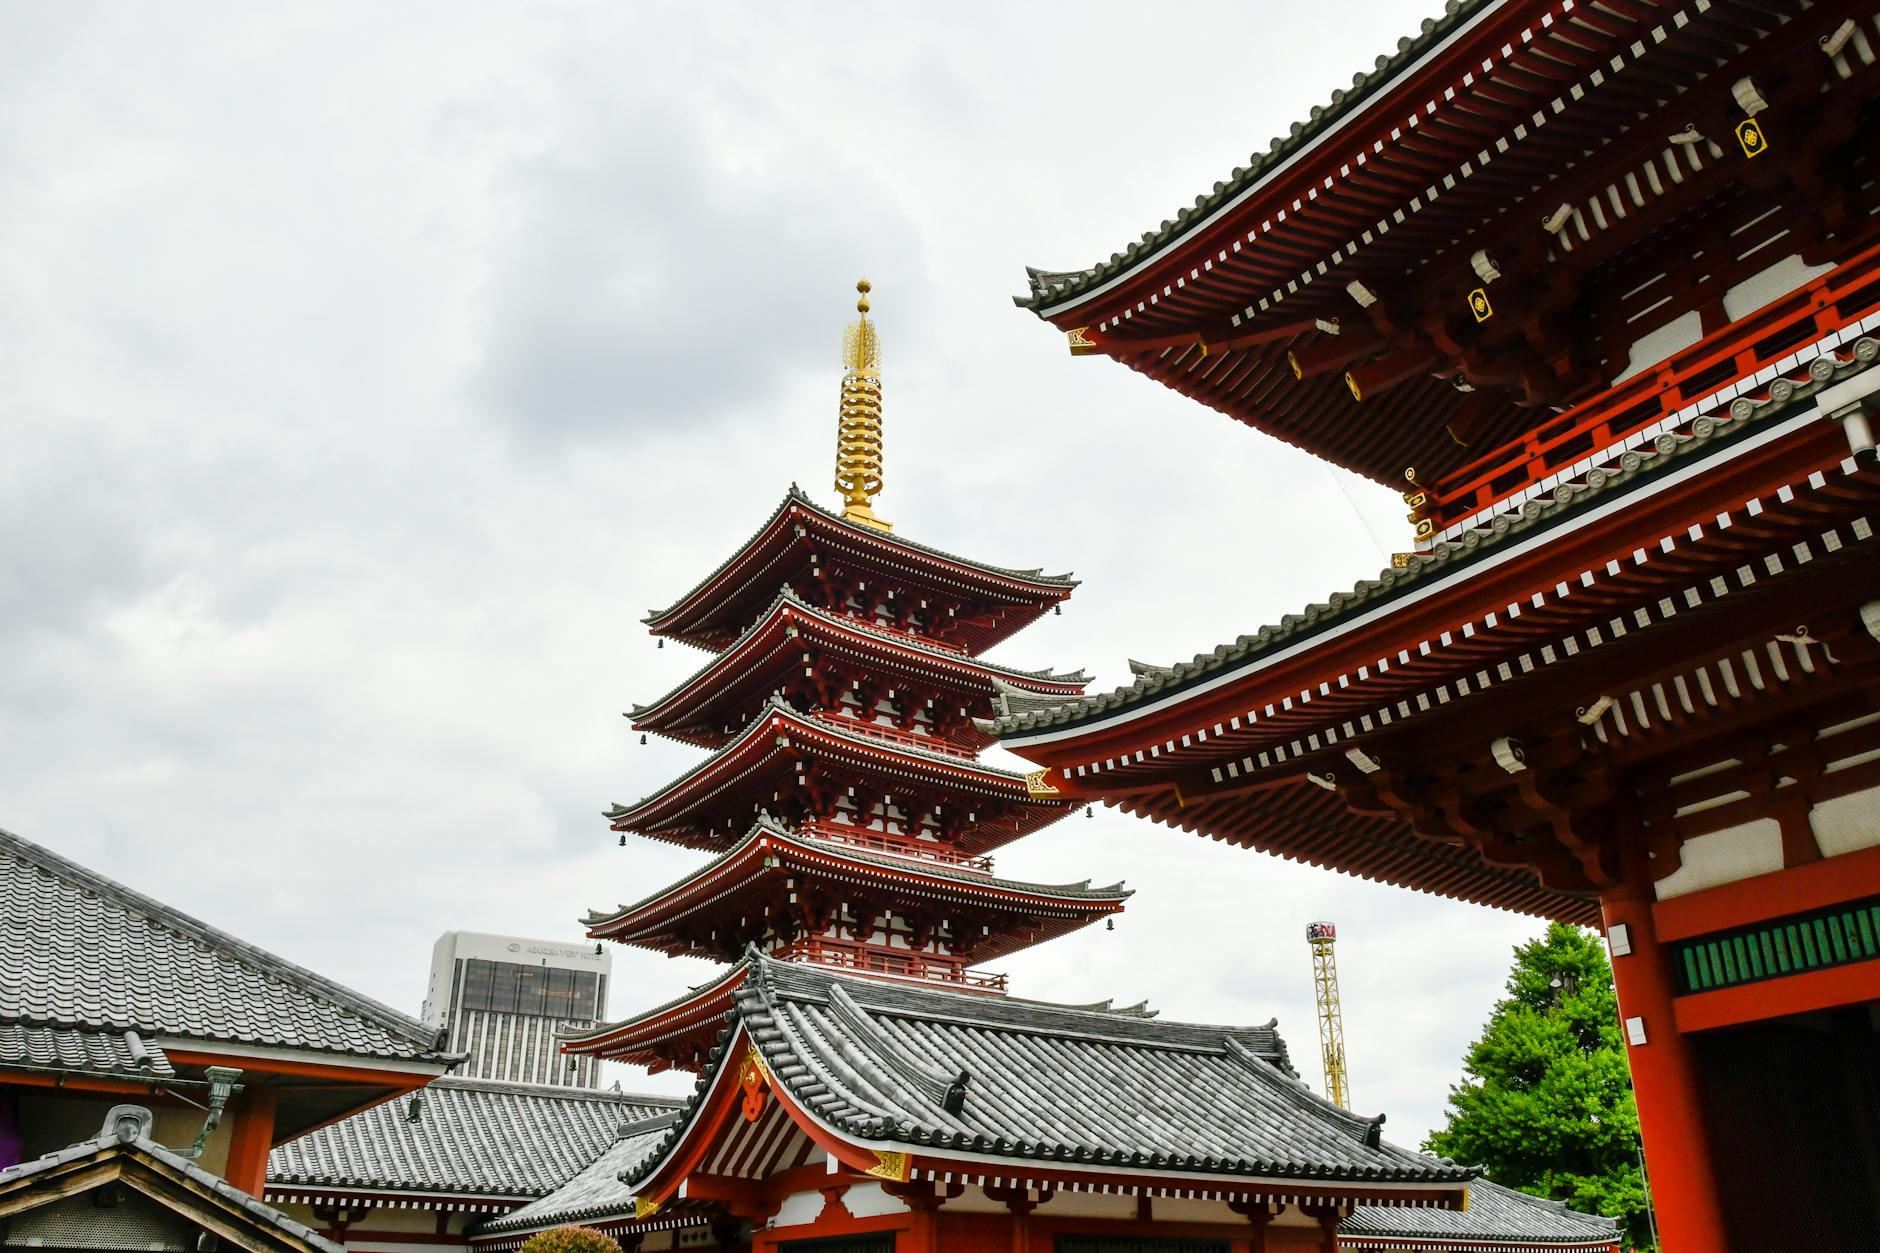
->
0;0;1541;1135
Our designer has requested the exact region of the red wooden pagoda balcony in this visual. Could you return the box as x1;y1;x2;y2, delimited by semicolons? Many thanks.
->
806;709;978;759
796;818;995;873
771;936;1008;995
1426;240;1880;533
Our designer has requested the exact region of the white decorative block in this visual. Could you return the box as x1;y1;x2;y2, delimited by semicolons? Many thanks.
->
1626;1016;1647;1046
1608;923;1633;957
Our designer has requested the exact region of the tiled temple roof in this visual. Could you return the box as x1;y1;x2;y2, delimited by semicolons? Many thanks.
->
1343;1177;1620;1246
626;955;1479;1190
0;1023;177;1079
583;815;1129;935
1016;0;1491;313
993;335;1880;738
0;826;454;1066
269;1076;682;1200
473;1114;681;1234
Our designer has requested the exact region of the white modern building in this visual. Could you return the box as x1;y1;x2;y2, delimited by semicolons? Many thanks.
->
421;931;611;1087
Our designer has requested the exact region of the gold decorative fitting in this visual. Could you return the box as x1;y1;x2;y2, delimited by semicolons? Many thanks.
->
1414;518;1435;540
1024;769;1062;799
1403;490;1428;510
634;1196;662;1221
1467;287;1493;323
1736;117;1768;158
836;279;892;532
865;1150;911;1182
1391;553;1412;569
1344;371;1363;401
1286;350;1304;381
1066;326;1099;355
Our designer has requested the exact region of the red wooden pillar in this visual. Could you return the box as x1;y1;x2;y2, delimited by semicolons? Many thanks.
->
1602;864;1729;1252
222;1085;277;1197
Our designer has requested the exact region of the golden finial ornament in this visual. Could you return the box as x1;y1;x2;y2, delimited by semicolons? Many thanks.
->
835;279;891;531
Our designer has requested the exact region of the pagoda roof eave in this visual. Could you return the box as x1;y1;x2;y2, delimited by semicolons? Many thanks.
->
995;339;1880;752
641;487;1078;651
559;960;752;1062
629;587;1089;738
608;698;1073;851
1016;0;1498;319
583;816;1129;944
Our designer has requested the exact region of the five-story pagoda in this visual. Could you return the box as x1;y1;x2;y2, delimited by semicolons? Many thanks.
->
566;283;1126;1074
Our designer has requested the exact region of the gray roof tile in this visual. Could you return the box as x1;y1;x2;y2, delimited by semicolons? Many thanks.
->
474;1115;680;1233
0;1023;176;1078
268;1077;684;1199
0;826;453;1066
1344;1177;1619;1244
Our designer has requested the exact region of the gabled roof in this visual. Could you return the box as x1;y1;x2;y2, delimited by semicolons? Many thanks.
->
583;816;1127;962
627;954;1475;1202
0;827;454;1067
643;488;1078;655
266;1076;684;1203
632;586;1087;749
608;699;1074;854
471;1113;683;1236
1;1106;341;1253
1343;1177;1620;1248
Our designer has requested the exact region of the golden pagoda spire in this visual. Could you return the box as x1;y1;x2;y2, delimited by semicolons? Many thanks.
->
835;279;891;531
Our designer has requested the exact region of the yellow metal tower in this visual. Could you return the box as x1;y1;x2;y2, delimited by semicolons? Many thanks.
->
1306;921;1350;1109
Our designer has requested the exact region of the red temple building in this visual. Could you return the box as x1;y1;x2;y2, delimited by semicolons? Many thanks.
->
539;285;1623;1252
994;0;1880;1247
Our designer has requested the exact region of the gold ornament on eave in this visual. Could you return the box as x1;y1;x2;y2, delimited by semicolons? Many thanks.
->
835;279;891;531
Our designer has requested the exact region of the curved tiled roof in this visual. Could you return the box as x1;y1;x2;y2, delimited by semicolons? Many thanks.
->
0;826;453;1065
626;955;1475;1191
473;1115;679;1234
0;1024;176;1079
645;487;1077;627
993;336;1880;739
1017;0;1493;313
583;815;1129;934
268;1077;684;1199
1344;1177;1619;1246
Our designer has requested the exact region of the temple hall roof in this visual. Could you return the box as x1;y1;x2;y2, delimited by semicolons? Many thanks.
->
267;1076;684;1203
0;826;455;1070
472;1114;681;1236
994;334;1880;743
1016;0;1490;316
627;954;1476;1195
1343;1177;1620;1248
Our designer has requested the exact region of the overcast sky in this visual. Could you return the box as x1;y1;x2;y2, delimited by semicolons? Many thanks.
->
1;1;1551;1148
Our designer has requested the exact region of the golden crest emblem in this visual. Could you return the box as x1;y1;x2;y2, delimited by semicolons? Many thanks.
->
1467;287;1493;323
1736;117;1767;158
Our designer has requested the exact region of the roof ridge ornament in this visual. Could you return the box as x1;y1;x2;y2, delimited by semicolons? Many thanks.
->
836;279;891;532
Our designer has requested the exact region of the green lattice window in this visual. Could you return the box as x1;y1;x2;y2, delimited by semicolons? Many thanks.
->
1673;896;1880;994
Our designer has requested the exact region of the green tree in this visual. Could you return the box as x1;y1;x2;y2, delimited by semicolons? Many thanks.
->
517;1227;623;1253
1423;922;1653;1249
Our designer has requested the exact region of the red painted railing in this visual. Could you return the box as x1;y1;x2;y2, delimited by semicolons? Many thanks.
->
1427;240;1880;530
808;710;978;759
772;937;1008;993
799;820;994;873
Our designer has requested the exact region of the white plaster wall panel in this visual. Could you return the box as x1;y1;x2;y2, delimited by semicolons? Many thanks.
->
1654;819;1784;900
838;1183;910;1218
1810;786;1880;859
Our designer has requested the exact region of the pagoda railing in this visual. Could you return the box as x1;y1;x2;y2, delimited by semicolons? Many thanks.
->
772;936;1008;994
1426;239;1880;532
807;710;978;759
798;819;995;873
